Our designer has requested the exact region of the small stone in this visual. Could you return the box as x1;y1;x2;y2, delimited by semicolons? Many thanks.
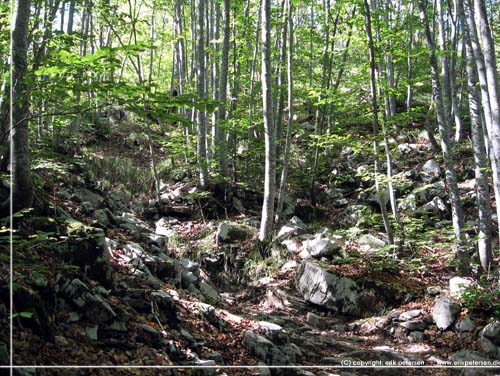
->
85;325;98;340
306;312;328;329
482;321;500;345
433;296;461;330
479;337;499;358
408;331;425;343
426;286;442;296
400;320;427;331
399;310;422;321
455;317;475;333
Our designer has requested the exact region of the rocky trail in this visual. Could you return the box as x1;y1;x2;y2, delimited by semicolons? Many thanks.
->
2;125;500;376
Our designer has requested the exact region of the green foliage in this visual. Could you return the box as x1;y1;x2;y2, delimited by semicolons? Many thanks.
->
460;280;500;318
85;154;152;195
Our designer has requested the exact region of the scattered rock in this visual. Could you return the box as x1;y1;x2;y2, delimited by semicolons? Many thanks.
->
216;221;253;244
85;325;98;340
59;278;116;324
408;331;425;343
482;321;500;345
137;324;163;348
421;159;441;181
426;286;442;296
72;188;105;208
455;317;475;333
399;310;421;321
432;296;460;330
295;261;364;316
306;312;328;329
479;337;499;359
303;235;341;259
276;217;308;241
357;233;387;253
199;280;220;302
399;320;427;332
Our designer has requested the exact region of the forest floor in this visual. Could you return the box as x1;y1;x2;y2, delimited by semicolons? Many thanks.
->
2;116;499;376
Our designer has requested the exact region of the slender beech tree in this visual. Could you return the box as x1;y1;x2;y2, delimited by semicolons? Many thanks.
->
196;0;209;188
461;3;492;271
216;0;230;178
363;0;394;246
275;0;293;224
418;0;469;275
0;0;34;217
259;0;275;242
463;0;500;238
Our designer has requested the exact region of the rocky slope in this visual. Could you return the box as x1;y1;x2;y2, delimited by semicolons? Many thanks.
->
1;122;499;376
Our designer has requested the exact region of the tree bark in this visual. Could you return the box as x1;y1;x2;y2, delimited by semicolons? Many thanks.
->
363;0;394;246
418;0;469;275
0;0;34;217
216;0;230;178
462;13;492;272
259;0;275;242
196;0;209;188
275;0;293;225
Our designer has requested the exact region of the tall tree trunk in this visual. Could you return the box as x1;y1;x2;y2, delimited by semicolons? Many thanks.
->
196;0;209;188
463;0;500;239
275;0;293;224
406;0;414;110
0;0;34;217
418;0;469;275
216;0;230;178
462;10;492;272
259;0;275;242
363;0;394;246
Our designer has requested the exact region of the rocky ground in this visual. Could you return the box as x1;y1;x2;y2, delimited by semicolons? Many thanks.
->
2;120;500;376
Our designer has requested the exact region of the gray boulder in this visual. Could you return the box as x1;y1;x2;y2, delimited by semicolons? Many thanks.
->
106;190;130;213
357;233;387;254
303;235;341;259
399;310;421;321
276;216;308;241
454;317;475;333
417;197;448;217
433;296;461;330
295;261;363;316
72;188;105;208
216;222;253;244
199;280;220;302
421;159;441;181
242;330;291;365
482;321;500;345
59;278;116;324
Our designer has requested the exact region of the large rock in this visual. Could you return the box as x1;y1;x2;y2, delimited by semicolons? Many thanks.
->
59;278;116;324
432;296;460;330
295;261;363;316
303;235;342;259
276;216;308;241
357;233;387;254
482;321;500;346
106;190;130;213
421;159;441;181
72;188;105;208
216;222;253;244
242;330;291;365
